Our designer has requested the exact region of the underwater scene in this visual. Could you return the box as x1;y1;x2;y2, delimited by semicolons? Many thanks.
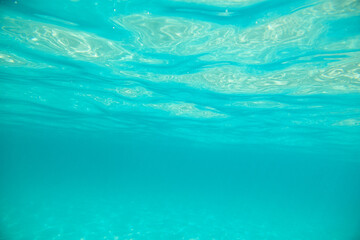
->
1;0;360;239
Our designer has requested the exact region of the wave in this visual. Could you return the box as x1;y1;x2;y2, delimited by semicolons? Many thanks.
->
0;0;359;150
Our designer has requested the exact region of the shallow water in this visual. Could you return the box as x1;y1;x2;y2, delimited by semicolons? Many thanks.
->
1;0;360;239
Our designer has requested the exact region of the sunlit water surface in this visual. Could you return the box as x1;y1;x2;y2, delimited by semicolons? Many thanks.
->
1;0;360;239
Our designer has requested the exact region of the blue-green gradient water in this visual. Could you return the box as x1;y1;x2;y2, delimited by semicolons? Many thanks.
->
1;0;360;239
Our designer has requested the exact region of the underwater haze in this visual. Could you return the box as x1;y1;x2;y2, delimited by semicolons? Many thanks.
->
1;0;360;239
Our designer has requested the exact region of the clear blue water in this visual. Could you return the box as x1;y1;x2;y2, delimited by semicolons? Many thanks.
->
1;0;360;239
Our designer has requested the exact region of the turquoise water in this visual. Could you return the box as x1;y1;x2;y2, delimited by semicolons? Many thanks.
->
1;0;360;239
